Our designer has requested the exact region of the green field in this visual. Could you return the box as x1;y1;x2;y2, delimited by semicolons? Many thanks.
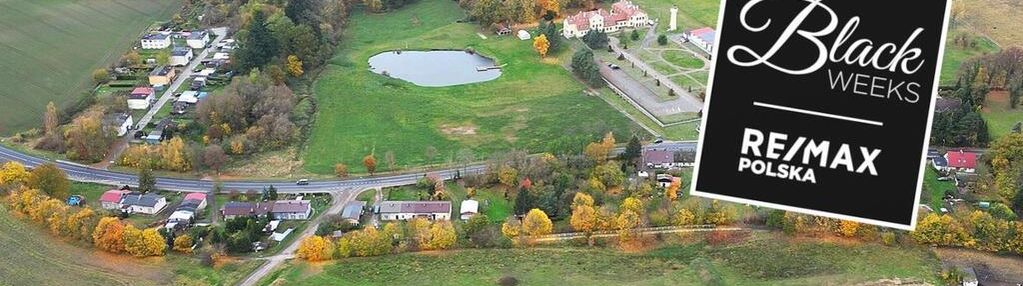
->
0;0;179;135
939;30;1000;85
632;0;721;32
982;91;1023;140
662;50;705;69
921;167;955;211
259;233;940;285
303;1;645;174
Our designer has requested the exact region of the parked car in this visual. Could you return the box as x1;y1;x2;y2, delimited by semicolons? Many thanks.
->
296;179;309;185
607;63;620;70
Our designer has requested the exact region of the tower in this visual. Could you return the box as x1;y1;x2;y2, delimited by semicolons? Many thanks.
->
669;5;678;31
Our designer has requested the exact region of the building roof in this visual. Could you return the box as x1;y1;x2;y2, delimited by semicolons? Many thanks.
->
460;199;479;215
932;156;948;167
688;27;716;44
150;66;173;77
130;87;154;97
379;201;451;214
946;150;977;169
271;200;311;214
120;193;165;208
100;190;130;203
643;149;674;165
178;91;199;104
172;47;191;56
221;201;272;216
103;113;131;127
142;33;170;40
565;0;646;31
188;30;207;39
184;192;206;202
342;201;366;220
934;96;962;112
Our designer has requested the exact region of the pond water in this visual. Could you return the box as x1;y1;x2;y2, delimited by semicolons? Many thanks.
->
368;50;502;87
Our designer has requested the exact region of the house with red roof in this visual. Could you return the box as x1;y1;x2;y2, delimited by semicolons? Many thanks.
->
562;0;648;38
99;189;131;210
944;150;977;173
183;192;207;210
128;87;155;110
683;27;716;54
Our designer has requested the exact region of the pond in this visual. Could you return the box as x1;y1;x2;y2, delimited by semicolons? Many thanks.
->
368;50;502;87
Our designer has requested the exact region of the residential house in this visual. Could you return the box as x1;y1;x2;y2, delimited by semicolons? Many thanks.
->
562;0;648;38
378;201;451;221
642;149;677;169
931;156;949;172
141;33;171;49
170;47;193;67
683;27;715;54
945;150;977;173
178;90;200;104
119;193;168;215
128;87;155;110
459;199;479;220
103;113;134;137
271;200;313;220
148;65;176;86
187;30;210;49
341;201;366;224
183;192;207;209
220;201;272;220
99;189;131;210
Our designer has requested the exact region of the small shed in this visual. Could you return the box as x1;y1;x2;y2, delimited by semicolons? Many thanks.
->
495;24;512;35
517;30;531;40
66;195;85;206
460;199;479;220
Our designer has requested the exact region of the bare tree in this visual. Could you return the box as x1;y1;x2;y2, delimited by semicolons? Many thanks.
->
203;145;228;173
384;151;396;171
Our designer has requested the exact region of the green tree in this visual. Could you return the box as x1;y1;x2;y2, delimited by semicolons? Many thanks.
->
91;69;110;85
657;34;668;45
236;10;279;71
537;21;560;53
622;135;642;163
28;163;70;199
570;49;603;87
138;168;156;194
630;29;640;41
582;30;609;49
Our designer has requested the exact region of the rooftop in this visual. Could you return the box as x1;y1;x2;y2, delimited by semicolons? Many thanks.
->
342;201;367;220
142;33;169;40
272;200;312;213
172;47;191;56
120;193;164;207
379;200;451;214
150;66;173;77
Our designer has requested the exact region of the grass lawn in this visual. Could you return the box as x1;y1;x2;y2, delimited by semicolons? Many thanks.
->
982;91;1023;140
922;167;954;210
662;50;705;69
631;0;720;33
444;183;513;222
259;232;940;285
0;0;179;135
303;0;646;174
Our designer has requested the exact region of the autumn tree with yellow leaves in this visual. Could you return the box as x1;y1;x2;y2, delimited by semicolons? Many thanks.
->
93;217;127;253
533;34;550;59
0;161;30;186
298;235;336;261
174;235;195;254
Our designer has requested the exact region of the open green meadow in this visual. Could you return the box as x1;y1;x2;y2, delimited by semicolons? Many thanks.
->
631;0;720;32
939;29;1000;85
982;91;1023;140
304;0;645;174
0;0;179;135
260;233;940;285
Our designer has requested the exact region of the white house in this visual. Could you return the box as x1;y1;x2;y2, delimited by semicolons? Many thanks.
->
103;113;133;137
378;201;451;221
683;27;715;54
270;200;313;220
128;87;155;110
99;190;130;210
562;0;648;38
187;30;210;49
459;199;479;220
178;91;200;104
120;193;168;215
141;33;171;49
170;47;193;67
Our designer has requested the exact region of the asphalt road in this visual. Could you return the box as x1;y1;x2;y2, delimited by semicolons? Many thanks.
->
0;141;696;193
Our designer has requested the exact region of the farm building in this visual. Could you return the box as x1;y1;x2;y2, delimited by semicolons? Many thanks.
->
221;201;272;220
187;30;210;49
495;23;512;35
119;193;168;215
270;200;313;220
562;0;648;38
140;33;171;49
103;113;134;137
99;190;131;210
341;201;367;224
378;201;451;221
127;87;155;110
460;199;479;220
170;47;193;66
148;65;176;86
683;27;715;54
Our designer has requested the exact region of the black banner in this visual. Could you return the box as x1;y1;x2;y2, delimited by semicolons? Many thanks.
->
691;0;952;230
